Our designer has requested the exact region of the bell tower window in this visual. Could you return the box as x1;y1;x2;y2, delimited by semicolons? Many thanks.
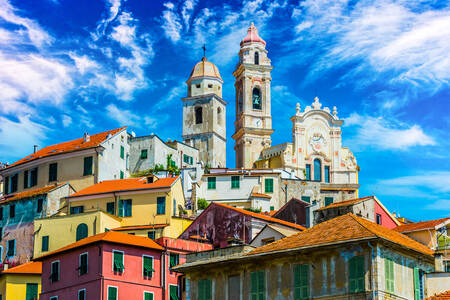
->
314;158;322;181
254;52;259;65
195;107;203;124
252;87;262;110
217;107;222;125
238;92;243;113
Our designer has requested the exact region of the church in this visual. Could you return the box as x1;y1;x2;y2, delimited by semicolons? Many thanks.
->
182;22;358;187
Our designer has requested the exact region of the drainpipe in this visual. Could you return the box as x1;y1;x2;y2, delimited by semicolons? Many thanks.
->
162;240;167;300
368;242;376;300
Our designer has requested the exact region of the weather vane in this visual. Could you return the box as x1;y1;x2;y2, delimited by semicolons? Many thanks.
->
202;44;206;57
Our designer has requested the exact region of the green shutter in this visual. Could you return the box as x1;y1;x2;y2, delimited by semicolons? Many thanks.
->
119;200;124;217
231;176;240;189
208;177;216;189
258;270;265;300
199;279;205;300
113;251;124;272
170;285;179;300
107;202;115;215
120;146;124;159
83;156;93;176
120;171;124;179
143;256;153;277
26;283;38;300
414;267;420;300
42;236;49;252
251;271;258;300
76;224;88;241
264;179;273;193
349;256;364;293
301;196;310;203
144;292;153;300
141;150;148;159
108;286;117;300
385;258;395;293
294;265;308;300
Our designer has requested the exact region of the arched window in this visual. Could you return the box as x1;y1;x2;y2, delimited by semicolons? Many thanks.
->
254;52;259;65
314;159;321;181
76;223;88;241
217;107;222;125
195;107;203;124
252;88;262;110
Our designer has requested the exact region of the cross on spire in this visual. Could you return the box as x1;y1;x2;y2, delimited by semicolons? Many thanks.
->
202;44;206;57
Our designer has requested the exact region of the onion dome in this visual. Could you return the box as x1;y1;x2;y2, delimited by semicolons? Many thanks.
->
188;57;222;82
240;22;266;46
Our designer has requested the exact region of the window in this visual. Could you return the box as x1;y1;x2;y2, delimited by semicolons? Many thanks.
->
0;207;3;221
208;84;213;88
119;199;132;217
301;196;310;203
198;278;212;300
71;206;84;214
42;236;49;252
120;171;124;179
325;197;334;207
270;206;274;211
143;255;154;278
79;252;88;275
120;146;125;159
113;251;124;272
4;176;9;194
169;253;179;269
10;174;18;193
376;214;382;225
324;166;330;183
228;275;240;300
51;261;60;282
83;156;93;176
49;163;58;182
264;178;273;193
107;202;115;215
26;283;38;300
207;177;216;190
195;107;203;124
108;286;118;300
144;292;154;300
385;258;395;293
414;267;424;300
30;167;38;187
37;198;43;213
254;51;259;65
231;176;240;189
78;289;86;300
76;223;88;241
141;149;148;159
169;285;178;300
9;204;14;219
252;87;262;110
250;270;265;300
349;256;365;293
24;170;29;189
313;159;321;181
50;297;58;300
196;84;200;88
183;154;193;165
148;231;155;240
305;165;311;180
157;197;166;215
294;264;309;299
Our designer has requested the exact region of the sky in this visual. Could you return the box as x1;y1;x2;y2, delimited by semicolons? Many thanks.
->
0;0;449;221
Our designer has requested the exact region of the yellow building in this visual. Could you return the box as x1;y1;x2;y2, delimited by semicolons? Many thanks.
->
33;176;192;258
0;262;41;300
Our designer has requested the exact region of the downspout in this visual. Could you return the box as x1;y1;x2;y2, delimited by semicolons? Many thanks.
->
368;242;375;300
99;245;104;299
162;241;167;300
94;147;100;185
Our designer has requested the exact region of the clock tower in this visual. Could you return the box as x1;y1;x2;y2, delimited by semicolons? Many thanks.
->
232;23;274;168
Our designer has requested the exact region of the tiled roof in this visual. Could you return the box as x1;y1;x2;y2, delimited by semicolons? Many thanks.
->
0;184;60;204
317;196;373;211
112;224;168;231
394;217;450;233
426;291;450;300
251;193;271;199
249;213;433;256
214;203;306;230
35;231;164;260
1;261;42;275
7;127;126;169
68;176;178;198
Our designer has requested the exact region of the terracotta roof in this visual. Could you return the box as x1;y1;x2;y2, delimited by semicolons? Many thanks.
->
7;127;126;169
214;203;306;230
317;196;373;211
0;184;60;204
35;231;164;260
68;176;178;198
249;213;433;257
241;22;266;46
425;291;450;300
251;193;271;199
188;57;222;81
394;217;450;233
112;224;168;231
1;261;42;275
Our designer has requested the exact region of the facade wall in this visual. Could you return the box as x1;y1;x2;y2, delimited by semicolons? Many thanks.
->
374;201;397;229
0;274;41;300
273;199;309;227
98;129;129;181
425;272;450;297
250;227;286;247
46;184;74;217
1;222;34;264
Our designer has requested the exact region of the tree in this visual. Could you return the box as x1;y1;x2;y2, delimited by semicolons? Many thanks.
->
197;198;209;210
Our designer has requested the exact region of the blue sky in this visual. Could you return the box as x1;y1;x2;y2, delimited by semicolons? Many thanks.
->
0;0;449;221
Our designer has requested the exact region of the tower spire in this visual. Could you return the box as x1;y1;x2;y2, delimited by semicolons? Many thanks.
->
202;44;206;58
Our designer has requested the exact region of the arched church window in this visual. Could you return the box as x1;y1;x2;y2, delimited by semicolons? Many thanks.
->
195;107;203;124
252;87;262;110
217;107;222;125
314;158;322;181
255;52;259;65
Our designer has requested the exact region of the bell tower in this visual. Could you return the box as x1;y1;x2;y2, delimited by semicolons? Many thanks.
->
232;23;273;168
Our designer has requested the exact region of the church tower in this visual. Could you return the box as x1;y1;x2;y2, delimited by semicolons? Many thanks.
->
232;23;273;168
182;57;227;168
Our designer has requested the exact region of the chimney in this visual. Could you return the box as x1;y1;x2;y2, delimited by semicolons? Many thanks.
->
3;262;8;271
83;132;90;143
33;145;38;153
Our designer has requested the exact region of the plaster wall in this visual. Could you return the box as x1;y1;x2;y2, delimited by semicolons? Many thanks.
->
250;226;286;247
425;272;450;297
1;222;34;264
98;129;129;181
0;274;41;300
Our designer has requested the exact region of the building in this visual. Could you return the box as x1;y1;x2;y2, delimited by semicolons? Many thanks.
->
179;202;305;248
175;213;435;300
314;195;400;228
425;290;450;300
0;261;42;300
271;198;310;227
182;56;227;168
0;183;73;264
249;223;300;247
0;127;129;195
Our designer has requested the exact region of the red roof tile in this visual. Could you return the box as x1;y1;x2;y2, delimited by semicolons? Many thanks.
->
394;217;450;233
68;176;178;198
214;203;306;230
7;127;126;169
35;231;164;260
425;291;450;300
1;261;42;275
0;184;61;204
251;193;272;199
249;213;433;257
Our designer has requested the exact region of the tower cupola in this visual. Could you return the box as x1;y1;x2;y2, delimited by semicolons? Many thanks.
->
187;57;223;97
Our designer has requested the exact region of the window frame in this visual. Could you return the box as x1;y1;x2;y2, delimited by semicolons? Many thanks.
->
305;164;311;181
50;260;60;283
49;163;58;182
26;282;39;300
376;214;382;225
6;239;15;258
78;288;86;300
142;255;154;278
169;284;179;300
79;252;88;276
141;149;148;159
250;270;265;300
42;235;49;252
143;291;154;300
349;255;365;293
106;202;115;215
50;297;58;300
120;146;125;159
207;177;216;190
169;253;180;270
324;165;330;183
231;176;240;189
119;199;132;217
156;197;166;215
294;264;309;300
107;286;118;300
198;278;212;300
384;257;395;293
264;178;273;193
148;231;156;239
83;156;93;176
325;197;334;207
37;198;43;213
9;204;15;219
112;250;124;273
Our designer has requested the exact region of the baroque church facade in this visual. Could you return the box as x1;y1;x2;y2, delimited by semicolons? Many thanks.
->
182;23;358;187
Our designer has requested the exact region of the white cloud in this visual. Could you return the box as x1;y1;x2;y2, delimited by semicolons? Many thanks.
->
377;172;450;194
69;53;99;74
106;103;138;126
161;4;182;43
344;113;435;150
92;0;121;40
182;0;197;29
62;115;72;127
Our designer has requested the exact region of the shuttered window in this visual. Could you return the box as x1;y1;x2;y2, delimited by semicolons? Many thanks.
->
30;167;38;187
198;278;212;300
42;236;49;252
79;253;88;275
119;199;132;217
76;223;88;241
10;174;18;193
37;198;43;213
305;165;311;180
169;253;179;269
120;171;124;179
251;270;265;300
144;292;153;300
24;170;29;189
301;196;310;203
231;176;240;189
264;178;273;193
143;256;154;278
349;256;365;293
169;285;179;300
49;163;57;182
385;258;395;293
106;202;115;215
26;283;38;300
324;166;330;183
108;286;117;300
7;239;15;257
157;197;166;215
120;146;124;159
51;261;60;282
78;289;86;300
414;267;423;300
294;264;309;300
83;156;93;176
207;177;216;189
325;197;334;206
141;150;148;159
113;251;124;272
